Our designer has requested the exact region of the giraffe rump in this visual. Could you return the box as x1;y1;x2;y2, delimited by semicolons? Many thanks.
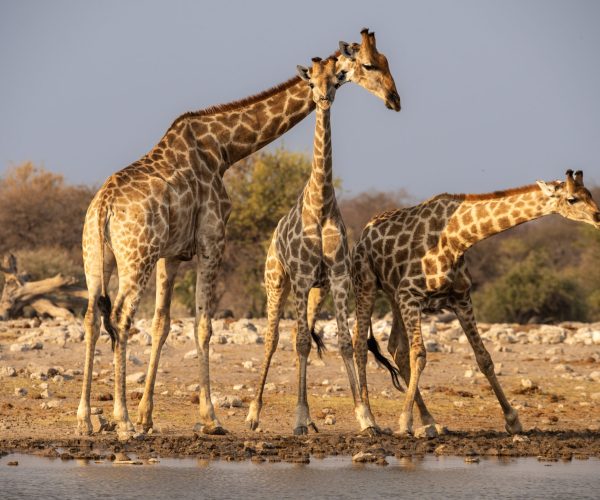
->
367;322;404;392
310;328;326;359
97;295;117;351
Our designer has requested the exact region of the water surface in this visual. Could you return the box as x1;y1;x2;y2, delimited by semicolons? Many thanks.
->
1;454;598;499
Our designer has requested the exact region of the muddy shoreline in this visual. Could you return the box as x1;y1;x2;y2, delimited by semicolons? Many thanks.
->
2;429;600;464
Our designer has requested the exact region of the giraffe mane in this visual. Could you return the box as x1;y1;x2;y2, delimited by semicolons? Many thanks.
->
170;51;342;128
426;183;543;203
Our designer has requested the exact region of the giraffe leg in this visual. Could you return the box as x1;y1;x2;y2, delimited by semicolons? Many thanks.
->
246;250;290;431
388;304;440;432
396;296;426;436
137;257;180;433
77;248;114;435
288;286;328;350
292;279;316;435
452;295;523;434
111;273;150;440
351;257;380;434
193;233;226;435
330;272;377;433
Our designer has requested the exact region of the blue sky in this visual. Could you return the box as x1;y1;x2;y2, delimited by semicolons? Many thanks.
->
1;0;599;200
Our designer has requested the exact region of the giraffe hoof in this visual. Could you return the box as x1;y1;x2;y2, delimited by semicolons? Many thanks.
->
247;420;260;431
360;426;381;437
293;426;309;436
201;424;228;435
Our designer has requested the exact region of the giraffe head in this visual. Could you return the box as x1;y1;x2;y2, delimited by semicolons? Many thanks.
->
537;170;600;228
338;28;401;111
297;57;346;110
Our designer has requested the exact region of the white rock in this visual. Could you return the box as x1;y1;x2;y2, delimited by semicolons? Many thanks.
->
233;384;246;391
2;366;17;377
521;378;534;389
494;363;503;376
40;388;52;399
593;331;600;345
187;383;200;392
414;424;438;439
184;349;198;360
126;372;146;384
265;382;277;391
464;369;475;378
324;415;336;425
10;343;30;352
589;371;600;382
242;361;254;370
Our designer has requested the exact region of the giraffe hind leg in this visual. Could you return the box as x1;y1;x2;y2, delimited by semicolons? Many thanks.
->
247;253;290;431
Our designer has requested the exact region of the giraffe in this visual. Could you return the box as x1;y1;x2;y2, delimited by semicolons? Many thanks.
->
351;170;600;436
245;57;377;435
76;29;400;439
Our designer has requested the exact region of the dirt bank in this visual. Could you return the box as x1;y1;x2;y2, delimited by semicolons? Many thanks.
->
1;316;599;461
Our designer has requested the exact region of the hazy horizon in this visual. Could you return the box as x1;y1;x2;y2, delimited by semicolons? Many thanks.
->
1;0;599;200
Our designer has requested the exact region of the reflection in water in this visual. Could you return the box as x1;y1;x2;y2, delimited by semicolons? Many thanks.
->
0;454;599;500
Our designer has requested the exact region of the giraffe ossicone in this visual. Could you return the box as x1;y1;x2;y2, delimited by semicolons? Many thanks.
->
351;169;600;436
76;29;400;439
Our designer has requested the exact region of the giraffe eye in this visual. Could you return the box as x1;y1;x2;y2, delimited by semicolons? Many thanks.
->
362;64;376;71
567;197;578;205
308;83;314;89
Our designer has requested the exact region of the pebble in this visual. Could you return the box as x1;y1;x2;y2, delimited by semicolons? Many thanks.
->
414;424;438;439
126;372;146;384
2;366;17;377
14;387;27;397
324;415;336;425
352;451;377;463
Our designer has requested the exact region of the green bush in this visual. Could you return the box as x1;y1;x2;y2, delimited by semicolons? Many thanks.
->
473;249;586;323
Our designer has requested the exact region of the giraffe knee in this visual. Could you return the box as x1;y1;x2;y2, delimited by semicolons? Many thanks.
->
338;339;354;358
296;335;311;357
478;355;495;376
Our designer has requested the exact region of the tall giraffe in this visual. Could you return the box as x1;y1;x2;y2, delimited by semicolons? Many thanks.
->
76;29;400;438
246;57;375;435
351;170;600;436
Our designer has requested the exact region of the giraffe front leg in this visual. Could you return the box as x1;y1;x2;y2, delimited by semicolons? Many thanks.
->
330;271;378;434
292;280;317;435
137;257;180;433
247;248;290;431
396;296;426;436
452;295;522;434
193;234;226;435
388;304;442;433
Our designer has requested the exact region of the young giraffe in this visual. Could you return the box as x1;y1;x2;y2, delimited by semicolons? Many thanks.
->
246;57;371;435
351;170;600;436
76;29;400;438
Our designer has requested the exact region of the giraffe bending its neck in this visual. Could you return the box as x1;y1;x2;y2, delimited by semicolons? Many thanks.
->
76;29;400;439
352;170;600;436
246;57;379;435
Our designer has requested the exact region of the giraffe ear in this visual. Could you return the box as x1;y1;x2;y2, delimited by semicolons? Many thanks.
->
536;180;557;197
339;41;358;60
296;65;310;81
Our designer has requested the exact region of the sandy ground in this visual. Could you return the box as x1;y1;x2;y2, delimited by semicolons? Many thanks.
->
1;317;599;461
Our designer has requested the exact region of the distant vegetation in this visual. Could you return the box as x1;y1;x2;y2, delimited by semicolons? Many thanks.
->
1;158;598;322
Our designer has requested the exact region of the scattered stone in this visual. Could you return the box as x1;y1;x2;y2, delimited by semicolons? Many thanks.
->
324;415;336;425
414;424;437;439
233;384;246;391
14;387;27;397
242;361;254;370
126;372;146;384
40;388;52;399
183;350;198;360
352;451;377;463
2;366;17;377
521;378;536;389
512;434;530;443
264;383;277;391
187;384;200;392
464;369;475;378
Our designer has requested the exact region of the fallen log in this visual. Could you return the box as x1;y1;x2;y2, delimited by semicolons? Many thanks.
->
0;253;87;319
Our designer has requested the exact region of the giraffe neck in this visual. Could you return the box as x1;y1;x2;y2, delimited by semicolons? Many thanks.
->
304;106;333;213
172;77;314;169
447;186;554;254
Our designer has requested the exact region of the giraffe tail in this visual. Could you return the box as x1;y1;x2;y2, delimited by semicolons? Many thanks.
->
98;295;117;352
311;328;326;359
96;191;117;352
367;321;404;392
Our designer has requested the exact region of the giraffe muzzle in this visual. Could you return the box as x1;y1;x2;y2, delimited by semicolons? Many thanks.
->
386;90;401;112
